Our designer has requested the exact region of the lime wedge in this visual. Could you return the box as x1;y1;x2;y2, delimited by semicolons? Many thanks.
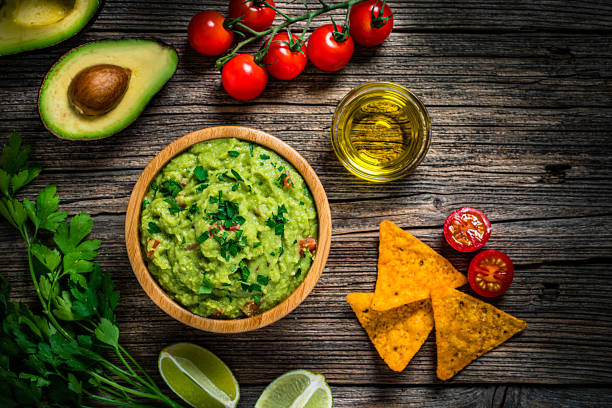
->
158;343;239;408
255;370;333;408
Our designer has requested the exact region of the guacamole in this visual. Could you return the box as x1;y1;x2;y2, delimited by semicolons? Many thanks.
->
140;138;318;319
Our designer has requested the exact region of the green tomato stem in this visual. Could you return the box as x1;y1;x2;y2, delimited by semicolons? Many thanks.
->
217;0;367;69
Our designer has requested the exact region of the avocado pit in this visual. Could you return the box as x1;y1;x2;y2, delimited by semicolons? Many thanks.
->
68;64;131;116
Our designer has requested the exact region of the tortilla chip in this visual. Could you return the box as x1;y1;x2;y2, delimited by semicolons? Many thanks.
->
371;220;467;311
346;292;434;372
431;286;527;380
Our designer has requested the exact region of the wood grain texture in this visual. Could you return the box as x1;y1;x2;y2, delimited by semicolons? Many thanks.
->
1;0;612;406
125;126;332;333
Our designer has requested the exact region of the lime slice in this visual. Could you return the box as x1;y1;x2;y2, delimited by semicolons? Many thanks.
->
158;343;239;408
255;370;333;408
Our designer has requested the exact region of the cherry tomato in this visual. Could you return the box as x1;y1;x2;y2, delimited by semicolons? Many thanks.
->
221;54;268;101
299;237;317;257
188;11;234;56
349;0;394;47
229;0;276;32
262;32;307;80
443;207;492;252
468;249;514;297
307;24;354;72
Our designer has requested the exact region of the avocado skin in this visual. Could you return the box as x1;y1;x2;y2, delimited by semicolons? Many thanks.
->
0;0;101;56
38;38;179;141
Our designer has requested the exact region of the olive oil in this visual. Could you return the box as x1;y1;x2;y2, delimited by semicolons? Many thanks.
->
332;83;431;182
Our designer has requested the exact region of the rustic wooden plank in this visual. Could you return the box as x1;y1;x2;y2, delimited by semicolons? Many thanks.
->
89;0;612;32
1;212;611;384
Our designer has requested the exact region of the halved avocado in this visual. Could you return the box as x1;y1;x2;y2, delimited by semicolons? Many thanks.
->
39;38;178;140
0;0;99;56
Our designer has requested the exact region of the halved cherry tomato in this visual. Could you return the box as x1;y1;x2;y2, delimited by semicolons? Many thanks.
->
229;0;276;32
263;32;307;80
307;24;354;72
188;10;234;56
443;207;491;252
299;237;317;257
221;54;268;101
468;249;514;297
349;0;394;47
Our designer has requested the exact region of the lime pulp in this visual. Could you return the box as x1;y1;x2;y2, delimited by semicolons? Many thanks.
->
158;343;239;408
255;369;333;408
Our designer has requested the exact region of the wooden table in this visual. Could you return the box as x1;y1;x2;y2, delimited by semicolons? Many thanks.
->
1;1;612;406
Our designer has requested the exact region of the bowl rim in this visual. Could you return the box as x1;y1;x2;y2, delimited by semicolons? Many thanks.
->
124;126;332;333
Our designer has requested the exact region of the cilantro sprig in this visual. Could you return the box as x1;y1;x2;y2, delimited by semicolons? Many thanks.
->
266;205;288;236
0;133;185;408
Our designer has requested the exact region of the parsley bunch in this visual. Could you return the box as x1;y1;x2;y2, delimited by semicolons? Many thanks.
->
0;133;184;407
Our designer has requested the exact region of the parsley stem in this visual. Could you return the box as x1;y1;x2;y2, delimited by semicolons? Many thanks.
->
119;344;158;389
88;371;162;401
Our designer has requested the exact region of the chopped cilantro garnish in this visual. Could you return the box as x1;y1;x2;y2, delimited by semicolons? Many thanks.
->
181;236;186;245
266;205;288;235
231;169;244;182
259;181;264;186
198;277;214;294
253;294;261;304
260;154;270;160
253;242;262;248
160;178;182;197
279;246;284;255
196;183;208;193
278;166;284;171
189;203;199;215
239;261;250;281
270;251;276;256
299;201;304;205
209;195;218;204
197;233;209;243
164;197;182;214
257;275;269;285
217;173;226;182
293;239;298;244
142;199;150;208
228;150;240;157
260;162;264;166
148;222;161;234
231;183;239;191
295;268;302;277
193;166;208;182
249;143;254;157
151;181;159;192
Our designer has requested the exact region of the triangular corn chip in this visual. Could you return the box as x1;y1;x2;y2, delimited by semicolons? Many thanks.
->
346;292;434;372
431;286;527;380
371;220;467;311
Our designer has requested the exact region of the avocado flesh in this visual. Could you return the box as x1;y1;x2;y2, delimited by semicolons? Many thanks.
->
0;0;99;56
39;39;178;140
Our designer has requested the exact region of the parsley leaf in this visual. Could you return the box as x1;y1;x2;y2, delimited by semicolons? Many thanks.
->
193;166;208;182
148;222;161;234
159;178;182;197
228;150;240;157
198;277;214;294
266;205;288;235
257;275;269;285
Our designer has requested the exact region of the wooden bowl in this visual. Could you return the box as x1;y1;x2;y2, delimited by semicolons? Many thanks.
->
125;126;332;333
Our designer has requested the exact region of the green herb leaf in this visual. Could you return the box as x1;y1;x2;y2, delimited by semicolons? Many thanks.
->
249;143;254;157
95;318;119;348
198;277;214;294
253;295;261;304
228;150;240;157
257;275;269;285
253;242;262;248
260;154;270;160
231;169;244;182
148;221;161;234
159;178;182;197
196;183;208;193
193;166;208;182
197;233;209;243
